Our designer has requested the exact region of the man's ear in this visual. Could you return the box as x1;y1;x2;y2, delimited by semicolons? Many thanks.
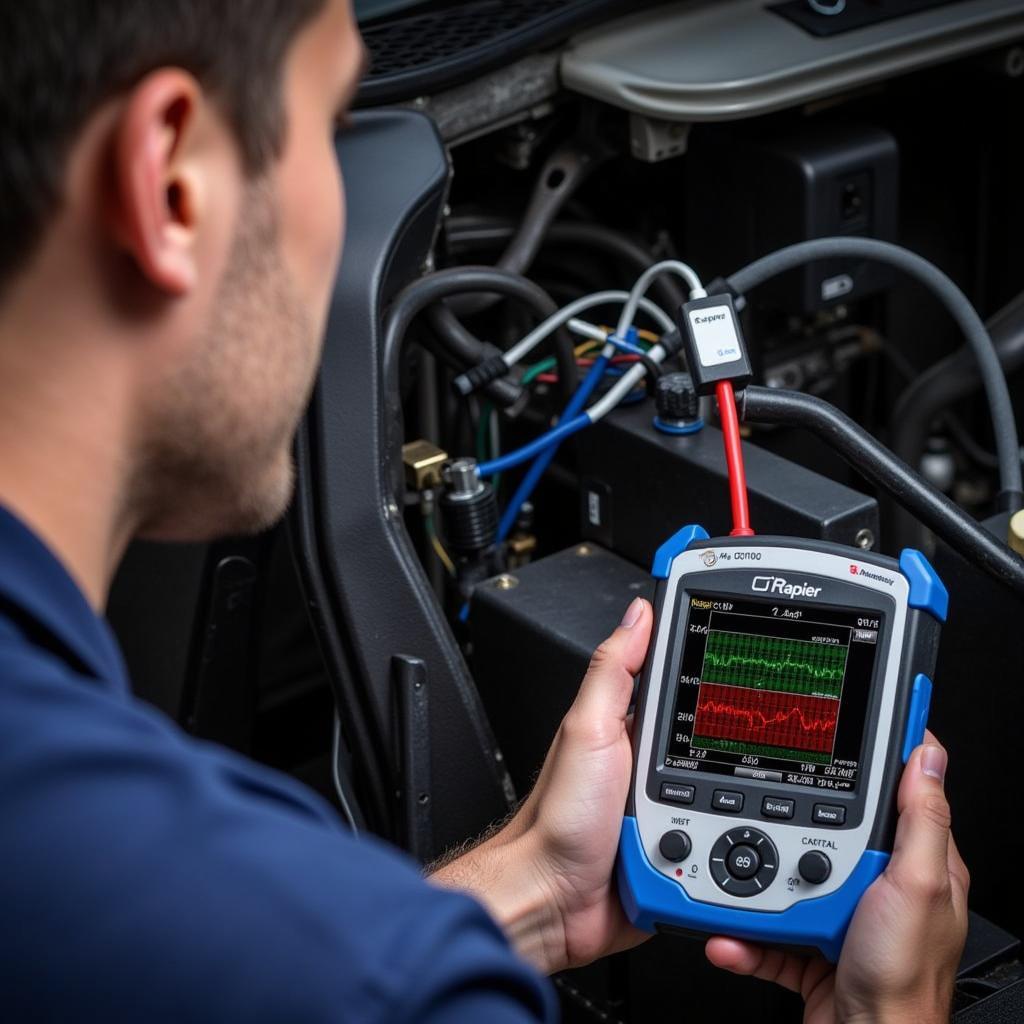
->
110;69;205;296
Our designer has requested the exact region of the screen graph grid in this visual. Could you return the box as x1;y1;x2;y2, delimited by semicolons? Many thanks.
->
702;628;848;699
692;682;840;761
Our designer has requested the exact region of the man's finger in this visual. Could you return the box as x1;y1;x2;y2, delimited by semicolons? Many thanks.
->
889;738;953;893
705;938;807;994
569;598;653;731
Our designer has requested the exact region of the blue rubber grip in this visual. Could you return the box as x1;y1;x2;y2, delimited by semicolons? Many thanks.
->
651;524;710;578
901;673;933;763
617;817;888;962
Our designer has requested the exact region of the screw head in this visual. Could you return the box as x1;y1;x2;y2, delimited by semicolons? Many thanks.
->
855;528;875;550
494;574;519;590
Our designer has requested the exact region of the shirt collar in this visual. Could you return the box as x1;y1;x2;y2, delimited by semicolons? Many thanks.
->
0;505;129;693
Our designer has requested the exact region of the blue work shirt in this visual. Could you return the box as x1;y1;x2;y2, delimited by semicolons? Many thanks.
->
0;506;556;1022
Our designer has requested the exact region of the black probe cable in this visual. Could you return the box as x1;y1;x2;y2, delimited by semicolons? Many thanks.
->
429;141;606;403
738;386;1024;599
383;266;570;408
725;237;1024;511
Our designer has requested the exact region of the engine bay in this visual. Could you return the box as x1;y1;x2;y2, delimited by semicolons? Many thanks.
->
109;1;1024;1019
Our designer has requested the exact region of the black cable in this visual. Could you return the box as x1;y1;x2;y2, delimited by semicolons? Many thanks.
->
429;140;605;404
445;216;687;314
727;238;1023;508
381;267;571;448
872;331;1003;473
738;386;1024;599
423;307;523;409
429;300;577;403
890;289;1024;495
637;352;665;394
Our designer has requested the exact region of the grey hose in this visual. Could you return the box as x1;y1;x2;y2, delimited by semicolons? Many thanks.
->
447;139;605;318
890;289;1024;495
727;238;1024;506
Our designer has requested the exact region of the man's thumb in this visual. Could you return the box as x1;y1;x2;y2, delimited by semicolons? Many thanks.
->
888;739;952;891
571;598;653;728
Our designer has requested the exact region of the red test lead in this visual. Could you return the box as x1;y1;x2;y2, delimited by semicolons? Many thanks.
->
677;292;755;536
715;380;754;537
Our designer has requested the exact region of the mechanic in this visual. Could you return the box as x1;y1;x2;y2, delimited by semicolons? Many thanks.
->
0;2;968;1021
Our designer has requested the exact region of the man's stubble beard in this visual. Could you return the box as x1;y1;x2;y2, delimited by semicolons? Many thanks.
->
134;180;318;543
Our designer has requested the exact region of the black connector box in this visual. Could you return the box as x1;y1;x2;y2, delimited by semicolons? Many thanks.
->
678;293;753;395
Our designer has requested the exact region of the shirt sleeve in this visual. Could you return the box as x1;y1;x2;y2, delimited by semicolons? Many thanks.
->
0;649;558;1024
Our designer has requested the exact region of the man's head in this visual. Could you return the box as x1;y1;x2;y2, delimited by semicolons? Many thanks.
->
0;0;364;547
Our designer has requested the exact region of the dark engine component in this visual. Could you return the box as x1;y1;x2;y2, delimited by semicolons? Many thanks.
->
653;371;702;433
440;458;500;556
576;400;879;568
685;122;899;312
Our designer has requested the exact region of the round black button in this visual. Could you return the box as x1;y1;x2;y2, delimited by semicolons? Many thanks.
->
798;850;832;885
726;844;761;880
709;827;779;897
659;830;692;863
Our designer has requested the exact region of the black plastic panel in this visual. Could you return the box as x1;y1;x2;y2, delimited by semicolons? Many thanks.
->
291;110;514;854
576;401;879;568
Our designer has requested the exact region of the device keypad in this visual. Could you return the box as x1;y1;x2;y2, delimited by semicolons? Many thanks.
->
709;826;779;896
658;782;855;831
761;796;795;819
812;803;846;826
711;789;744;813
660;781;695;805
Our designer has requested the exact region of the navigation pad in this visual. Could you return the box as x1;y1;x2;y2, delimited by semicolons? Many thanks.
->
709;826;779;897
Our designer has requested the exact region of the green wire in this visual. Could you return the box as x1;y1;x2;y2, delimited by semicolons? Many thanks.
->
475;402;492;463
520;357;556;387
475;401;501;492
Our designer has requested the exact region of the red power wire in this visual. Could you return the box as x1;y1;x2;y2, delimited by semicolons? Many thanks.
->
715;380;755;537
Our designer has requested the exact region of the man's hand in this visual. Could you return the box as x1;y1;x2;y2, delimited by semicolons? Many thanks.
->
429;597;653;975
705;731;970;1023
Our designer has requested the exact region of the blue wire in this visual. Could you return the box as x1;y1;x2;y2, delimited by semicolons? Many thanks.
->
496;354;611;541
477;412;591;476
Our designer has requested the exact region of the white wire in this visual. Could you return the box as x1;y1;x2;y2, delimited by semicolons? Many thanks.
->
581;260;703;421
614;259;705;341
500;261;702;433
566;319;609;344
587;343;670;423
502;291;674;367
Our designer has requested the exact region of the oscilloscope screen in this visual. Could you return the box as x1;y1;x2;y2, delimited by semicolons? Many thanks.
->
663;592;883;793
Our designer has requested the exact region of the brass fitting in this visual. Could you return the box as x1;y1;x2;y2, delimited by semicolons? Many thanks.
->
402;440;448;492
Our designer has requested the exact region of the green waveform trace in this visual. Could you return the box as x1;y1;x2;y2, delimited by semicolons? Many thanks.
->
702;629;847;699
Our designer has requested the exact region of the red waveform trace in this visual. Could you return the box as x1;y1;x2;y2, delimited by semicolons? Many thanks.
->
694;682;838;755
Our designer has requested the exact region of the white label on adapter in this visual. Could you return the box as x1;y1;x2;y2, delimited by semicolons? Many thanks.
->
688;306;741;366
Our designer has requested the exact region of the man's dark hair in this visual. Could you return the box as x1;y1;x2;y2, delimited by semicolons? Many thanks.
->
0;0;327;289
